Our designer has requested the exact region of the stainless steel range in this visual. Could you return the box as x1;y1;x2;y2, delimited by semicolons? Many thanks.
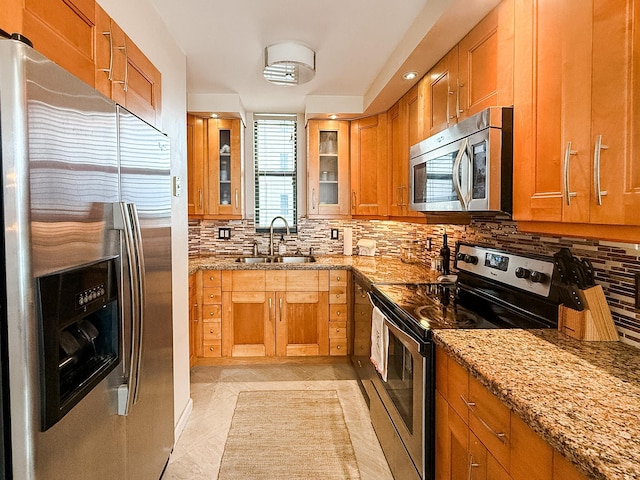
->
364;243;560;480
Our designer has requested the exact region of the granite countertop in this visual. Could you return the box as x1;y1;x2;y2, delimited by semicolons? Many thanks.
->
433;329;640;480
189;254;440;284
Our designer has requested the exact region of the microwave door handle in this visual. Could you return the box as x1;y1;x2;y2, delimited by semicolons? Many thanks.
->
465;143;473;206
453;138;469;209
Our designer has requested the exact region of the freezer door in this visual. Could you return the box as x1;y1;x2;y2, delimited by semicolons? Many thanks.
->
0;40;125;479
117;106;174;479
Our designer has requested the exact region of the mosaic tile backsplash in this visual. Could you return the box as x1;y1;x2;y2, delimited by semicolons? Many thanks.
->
189;217;640;348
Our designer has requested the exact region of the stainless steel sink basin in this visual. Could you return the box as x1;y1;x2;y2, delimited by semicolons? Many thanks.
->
272;255;316;263
235;256;270;264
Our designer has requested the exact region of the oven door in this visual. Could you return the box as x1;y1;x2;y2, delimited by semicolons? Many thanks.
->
369;309;428;480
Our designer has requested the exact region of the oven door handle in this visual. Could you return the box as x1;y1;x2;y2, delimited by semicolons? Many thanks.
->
452;137;470;210
368;293;422;353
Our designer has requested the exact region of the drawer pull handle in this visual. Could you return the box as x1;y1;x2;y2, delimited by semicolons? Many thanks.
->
209;347;214;351
461;395;507;444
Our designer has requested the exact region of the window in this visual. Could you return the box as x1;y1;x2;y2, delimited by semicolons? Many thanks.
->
253;115;297;231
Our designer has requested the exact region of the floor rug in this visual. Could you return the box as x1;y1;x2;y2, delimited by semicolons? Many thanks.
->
217;390;361;479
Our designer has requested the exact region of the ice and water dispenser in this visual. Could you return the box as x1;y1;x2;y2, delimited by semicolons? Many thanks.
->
37;258;120;430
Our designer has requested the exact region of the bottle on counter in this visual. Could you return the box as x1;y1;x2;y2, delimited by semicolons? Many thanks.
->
439;233;450;275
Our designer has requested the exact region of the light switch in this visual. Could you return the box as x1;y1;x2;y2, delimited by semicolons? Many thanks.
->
173;176;182;197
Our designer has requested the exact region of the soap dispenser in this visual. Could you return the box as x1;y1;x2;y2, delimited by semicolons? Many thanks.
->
278;235;286;255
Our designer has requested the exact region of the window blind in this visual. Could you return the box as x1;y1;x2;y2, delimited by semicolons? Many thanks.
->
253;116;297;231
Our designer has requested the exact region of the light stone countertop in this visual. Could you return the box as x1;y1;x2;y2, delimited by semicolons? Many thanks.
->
433;329;640;480
189;254;640;479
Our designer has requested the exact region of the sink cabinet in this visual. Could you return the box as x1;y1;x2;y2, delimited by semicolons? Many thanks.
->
435;346;589;480
220;270;331;358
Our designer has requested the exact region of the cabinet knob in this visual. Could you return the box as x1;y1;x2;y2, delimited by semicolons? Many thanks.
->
209;294;214;298
209;329;214;333
336;276;341;281
209;347;214;351
336;345;341;350
209;312;214;316
336;311;341;316
209;276;214;281
336;328;341;333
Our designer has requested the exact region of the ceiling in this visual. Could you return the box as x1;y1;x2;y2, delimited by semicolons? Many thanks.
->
148;0;501;121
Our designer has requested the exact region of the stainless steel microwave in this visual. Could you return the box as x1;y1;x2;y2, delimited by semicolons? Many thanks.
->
409;106;513;214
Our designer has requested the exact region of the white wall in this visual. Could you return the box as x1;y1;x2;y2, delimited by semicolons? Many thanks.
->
97;0;191;437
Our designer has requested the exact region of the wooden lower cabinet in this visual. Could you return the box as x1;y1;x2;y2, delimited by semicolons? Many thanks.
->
189;271;199;367
217;270;333;358
329;270;349;355
435;346;589;480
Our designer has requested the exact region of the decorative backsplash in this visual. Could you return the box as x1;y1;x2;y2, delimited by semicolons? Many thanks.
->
189;217;640;348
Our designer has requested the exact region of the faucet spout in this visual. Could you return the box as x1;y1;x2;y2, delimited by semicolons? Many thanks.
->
269;216;290;256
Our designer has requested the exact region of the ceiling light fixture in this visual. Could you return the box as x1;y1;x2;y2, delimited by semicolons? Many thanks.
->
402;71;418;80
263;41;316;86
329;114;338;120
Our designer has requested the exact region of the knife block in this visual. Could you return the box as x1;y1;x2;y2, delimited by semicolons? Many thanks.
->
558;285;619;341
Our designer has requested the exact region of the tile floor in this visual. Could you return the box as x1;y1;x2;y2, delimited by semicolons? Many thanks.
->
162;361;393;480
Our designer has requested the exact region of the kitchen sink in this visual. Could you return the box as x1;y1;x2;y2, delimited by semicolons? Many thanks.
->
235;256;270;263
272;255;316;263
234;255;316;264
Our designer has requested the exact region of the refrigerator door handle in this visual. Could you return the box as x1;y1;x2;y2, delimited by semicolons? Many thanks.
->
128;203;146;404
113;202;143;415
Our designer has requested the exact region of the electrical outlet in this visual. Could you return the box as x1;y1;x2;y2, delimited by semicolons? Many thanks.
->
218;228;231;240
635;273;640;309
330;229;339;240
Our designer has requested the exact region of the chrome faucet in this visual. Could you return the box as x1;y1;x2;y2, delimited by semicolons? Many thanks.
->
269;216;290;256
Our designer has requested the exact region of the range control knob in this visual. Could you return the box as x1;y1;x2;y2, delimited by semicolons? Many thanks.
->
530;271;548;284
515;267;531;279
457;253;478;264
463;254;478;265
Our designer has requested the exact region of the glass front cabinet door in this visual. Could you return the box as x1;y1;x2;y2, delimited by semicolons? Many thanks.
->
207;118;243;218
307;120;350;218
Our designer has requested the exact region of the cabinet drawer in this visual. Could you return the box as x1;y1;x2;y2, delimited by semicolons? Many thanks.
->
202;344;221;357
203;287;222;304
329;339;347;355
354;284;370;304
202;321;221;342
330;270;347;286
329;286;347;304
330;304;348;320
468;376;511;472
329;321;347;339
202;304;221;320
203;271;221;288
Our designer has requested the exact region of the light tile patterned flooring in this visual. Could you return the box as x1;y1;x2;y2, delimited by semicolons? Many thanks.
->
162;361;393;480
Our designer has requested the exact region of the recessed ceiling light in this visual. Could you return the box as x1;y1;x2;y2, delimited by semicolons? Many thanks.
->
210;113;219;118
329;114;338;120
402;71;418;80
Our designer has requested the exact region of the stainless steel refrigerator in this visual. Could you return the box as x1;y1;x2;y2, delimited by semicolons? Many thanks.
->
0;38;174;479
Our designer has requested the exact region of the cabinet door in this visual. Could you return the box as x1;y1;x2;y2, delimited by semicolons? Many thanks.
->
22;0;96;86
206;118;243;219
276;291;329;356
457;8;499;120
426;47;459;136
2;0;22;35
307;120;350;218
350;114;388;217
187;114;206;217
122;37;161;126
589;0;640;226
222;291;274;357
510;414;552;480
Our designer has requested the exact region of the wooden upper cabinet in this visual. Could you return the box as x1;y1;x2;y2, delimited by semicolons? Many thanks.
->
205;118;243;219
426;47;459;137
187;114;206;217
96;4;161;126
350;113;388;217
307;120;350;218
124;37;161;126
388;87;425;219
513;0;640;240
21;0;96;86
1;0;22;33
